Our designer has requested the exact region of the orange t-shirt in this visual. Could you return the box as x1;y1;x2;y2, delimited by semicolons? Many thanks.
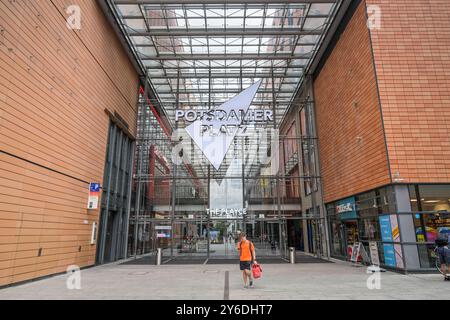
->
237;240;254;261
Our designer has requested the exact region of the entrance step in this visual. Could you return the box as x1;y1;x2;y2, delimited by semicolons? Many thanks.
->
120;254;333;265
207;258;288;264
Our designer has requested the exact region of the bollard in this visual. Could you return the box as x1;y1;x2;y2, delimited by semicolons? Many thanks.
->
156;248;162;265
289;247;295;264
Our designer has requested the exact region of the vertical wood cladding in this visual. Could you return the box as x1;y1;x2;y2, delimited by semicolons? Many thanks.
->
367;0;450;183
313;1;391;203
0;0;138;286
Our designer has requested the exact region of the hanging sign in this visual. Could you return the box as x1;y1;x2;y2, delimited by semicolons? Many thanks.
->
87;182;100;209
207;208;247;219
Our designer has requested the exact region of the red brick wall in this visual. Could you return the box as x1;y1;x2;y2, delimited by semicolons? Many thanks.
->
314;1;391;203
367;0;450;183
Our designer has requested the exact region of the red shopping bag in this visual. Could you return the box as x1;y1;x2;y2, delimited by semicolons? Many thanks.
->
252;263;262;279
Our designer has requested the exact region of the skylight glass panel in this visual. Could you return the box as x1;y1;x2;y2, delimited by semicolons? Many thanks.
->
227;18;244;28
309;3;335;15
245;18;263;28
303;17;327;30
207;18;225;28
110;0;342;128
117;4;141;16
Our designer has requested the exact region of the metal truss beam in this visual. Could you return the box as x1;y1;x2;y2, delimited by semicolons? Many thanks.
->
146;65;306;70
114;0;337;4
129;28;324;37
153;89;297;94
140;53;312;60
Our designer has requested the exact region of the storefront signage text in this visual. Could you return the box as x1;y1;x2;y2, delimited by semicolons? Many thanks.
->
336;197;357;221
175;108;273;123
207;208;248;219
336;202;354;214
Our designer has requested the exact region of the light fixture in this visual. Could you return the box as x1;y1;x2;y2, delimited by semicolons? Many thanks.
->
424;200;440;203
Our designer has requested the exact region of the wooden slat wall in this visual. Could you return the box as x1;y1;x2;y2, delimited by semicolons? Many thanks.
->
0;0;139;286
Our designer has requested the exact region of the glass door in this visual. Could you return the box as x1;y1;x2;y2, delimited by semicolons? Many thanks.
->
245;219;287;258
208;219;243;259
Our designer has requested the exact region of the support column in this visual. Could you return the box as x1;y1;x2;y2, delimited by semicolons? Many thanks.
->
134;71;150;259
170;70;180;258
271;66;284;257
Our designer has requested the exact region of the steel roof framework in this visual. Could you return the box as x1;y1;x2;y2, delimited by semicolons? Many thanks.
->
106;0;341;126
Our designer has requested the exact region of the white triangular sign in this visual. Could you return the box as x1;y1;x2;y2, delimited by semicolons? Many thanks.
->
185;80;261;170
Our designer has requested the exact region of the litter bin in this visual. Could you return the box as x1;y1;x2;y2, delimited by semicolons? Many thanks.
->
289;247;295;264
155;248;162;265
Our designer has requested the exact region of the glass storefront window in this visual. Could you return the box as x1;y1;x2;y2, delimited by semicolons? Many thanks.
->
409;185;419;212
378;186;396;213
412;211;450;268
413;212;450;243
359;217;380;242
327;184;450;270
327;204;346;257
418;185;450;212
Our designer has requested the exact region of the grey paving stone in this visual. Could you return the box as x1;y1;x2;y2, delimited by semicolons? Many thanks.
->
0;261;449;300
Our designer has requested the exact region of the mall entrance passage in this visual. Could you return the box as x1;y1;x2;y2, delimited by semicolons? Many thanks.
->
145;218;289;263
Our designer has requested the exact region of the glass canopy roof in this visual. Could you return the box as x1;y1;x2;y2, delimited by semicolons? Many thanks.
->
106;0;342;128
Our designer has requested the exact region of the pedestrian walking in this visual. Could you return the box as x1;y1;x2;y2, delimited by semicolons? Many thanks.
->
436;232;450;281
237;232;257;288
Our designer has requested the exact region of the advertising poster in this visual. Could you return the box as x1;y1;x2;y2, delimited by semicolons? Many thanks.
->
350;243;360;262
379;215;396;267
369;241;380;266
389;215;404;269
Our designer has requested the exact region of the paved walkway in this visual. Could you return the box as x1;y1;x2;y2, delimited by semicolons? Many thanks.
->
0;259;449;300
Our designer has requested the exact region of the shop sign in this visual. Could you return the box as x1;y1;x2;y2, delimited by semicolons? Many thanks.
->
336;197;357;221
207;208;247;219
87;182;100;209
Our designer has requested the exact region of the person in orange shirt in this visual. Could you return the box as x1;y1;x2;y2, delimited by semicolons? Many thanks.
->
237;232;257;288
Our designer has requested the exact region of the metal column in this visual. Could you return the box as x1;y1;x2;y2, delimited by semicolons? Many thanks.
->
170;70;180;258
271;66;284;257
134;70;150;259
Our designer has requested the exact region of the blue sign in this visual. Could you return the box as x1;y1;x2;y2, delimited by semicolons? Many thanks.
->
90;183;100;192
379;215;396;267
336;197;357;221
